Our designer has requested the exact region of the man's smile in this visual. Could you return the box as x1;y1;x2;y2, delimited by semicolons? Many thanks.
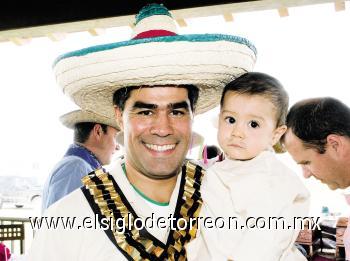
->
143;142;177;152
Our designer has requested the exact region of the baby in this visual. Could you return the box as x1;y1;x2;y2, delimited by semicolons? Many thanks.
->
207;72;310;261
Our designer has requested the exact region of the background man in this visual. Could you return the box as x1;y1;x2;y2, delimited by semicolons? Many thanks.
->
283;97;350;190
42;109;120;211
283;97;350;259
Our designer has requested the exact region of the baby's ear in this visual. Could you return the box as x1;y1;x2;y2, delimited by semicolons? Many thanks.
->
272;125;287;152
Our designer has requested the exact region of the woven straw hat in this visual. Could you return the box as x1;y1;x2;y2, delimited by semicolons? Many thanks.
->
60;110;120;130
53;4;257;118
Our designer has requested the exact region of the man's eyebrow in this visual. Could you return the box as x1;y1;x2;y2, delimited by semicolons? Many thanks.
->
169;101;189;110
132;101;189;111
132;101;157;110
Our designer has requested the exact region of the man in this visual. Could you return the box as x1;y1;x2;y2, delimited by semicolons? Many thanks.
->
42;109;120;211
283;97;350;190
28;4;256;260
283;97;350;259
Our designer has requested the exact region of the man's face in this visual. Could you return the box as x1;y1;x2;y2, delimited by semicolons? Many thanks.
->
284;129;347;190
116;87;193;179
98;126;119;165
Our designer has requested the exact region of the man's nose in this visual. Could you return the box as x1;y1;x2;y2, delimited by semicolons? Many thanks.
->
301;166;313;178
150;113;174;137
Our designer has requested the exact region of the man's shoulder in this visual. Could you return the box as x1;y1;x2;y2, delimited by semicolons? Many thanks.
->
61;155;90;167
51;156;92;176
45;188;91;216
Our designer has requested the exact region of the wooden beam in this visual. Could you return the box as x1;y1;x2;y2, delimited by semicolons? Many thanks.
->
223;13;234;22
47;32;67;42
0;0;339;43
334;0;345;11
176;18;187;27
87;28;106;36
278;7;289;17
9;37;31;46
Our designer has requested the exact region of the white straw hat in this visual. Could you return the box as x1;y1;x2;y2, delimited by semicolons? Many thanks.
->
60;110;120;130
53;4;257;118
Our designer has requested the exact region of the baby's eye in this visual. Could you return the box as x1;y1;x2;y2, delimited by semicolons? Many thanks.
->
249;121;259;128
224;116;235;124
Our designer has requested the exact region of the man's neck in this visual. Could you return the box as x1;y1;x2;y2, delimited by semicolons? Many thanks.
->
340;137;350;188
124;161;178;204
76;142;101;162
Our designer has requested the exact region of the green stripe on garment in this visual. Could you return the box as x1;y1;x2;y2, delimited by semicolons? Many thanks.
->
121;163;169;207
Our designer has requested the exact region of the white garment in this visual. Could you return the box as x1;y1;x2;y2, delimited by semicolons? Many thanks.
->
26;159;223;261
206;151;310;261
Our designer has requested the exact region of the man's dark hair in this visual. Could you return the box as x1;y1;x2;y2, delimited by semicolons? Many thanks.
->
286;97;350;154
74;122;108;143
220;72;289;127
113;85;199;112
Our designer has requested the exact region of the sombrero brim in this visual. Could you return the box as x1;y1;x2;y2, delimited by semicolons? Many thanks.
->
54;34;257;118
60;110;120;130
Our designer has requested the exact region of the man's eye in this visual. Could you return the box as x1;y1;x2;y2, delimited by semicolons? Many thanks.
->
138;110;153;116
171;110;185;116
224;116;235;124
249;121;259;128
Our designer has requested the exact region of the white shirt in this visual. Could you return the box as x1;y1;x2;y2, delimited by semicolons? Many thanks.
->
26;159;221;261
206;151;310;261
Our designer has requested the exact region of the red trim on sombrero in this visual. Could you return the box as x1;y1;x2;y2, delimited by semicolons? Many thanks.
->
133;30;177;39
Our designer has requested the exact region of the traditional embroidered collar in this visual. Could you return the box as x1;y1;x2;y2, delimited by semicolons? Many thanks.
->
81;161;204;260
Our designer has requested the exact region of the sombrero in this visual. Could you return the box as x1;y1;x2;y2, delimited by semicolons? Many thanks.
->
60;110;120;130
53;4;257;118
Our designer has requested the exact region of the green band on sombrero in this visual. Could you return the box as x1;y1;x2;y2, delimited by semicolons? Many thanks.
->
54;34;256;66
135;3;173;24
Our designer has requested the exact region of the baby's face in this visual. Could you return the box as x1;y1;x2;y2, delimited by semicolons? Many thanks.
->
218;92;285;160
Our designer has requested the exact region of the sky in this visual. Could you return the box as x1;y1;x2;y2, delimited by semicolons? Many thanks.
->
0;2;349;215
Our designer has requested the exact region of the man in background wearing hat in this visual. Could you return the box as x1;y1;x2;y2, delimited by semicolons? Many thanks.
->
283;97;350;260
42;110;120;211
28;4;256;260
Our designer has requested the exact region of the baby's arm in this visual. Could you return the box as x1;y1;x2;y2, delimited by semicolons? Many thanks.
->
232;188;309;261
227;164;310;261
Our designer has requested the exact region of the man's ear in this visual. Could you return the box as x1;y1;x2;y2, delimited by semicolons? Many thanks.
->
272;125;287;146
92;124;103;141
114;106;124;131
326;134;343;158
